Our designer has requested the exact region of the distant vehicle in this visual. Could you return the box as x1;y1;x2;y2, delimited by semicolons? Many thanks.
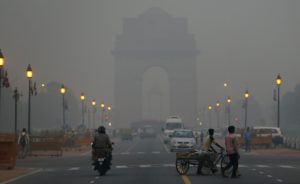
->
140;125;156;139
163;116;184;144
119;129;133;141
253;126;283;145
170;129;196;152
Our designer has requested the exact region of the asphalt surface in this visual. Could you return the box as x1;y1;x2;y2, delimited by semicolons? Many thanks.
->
4;135;300;184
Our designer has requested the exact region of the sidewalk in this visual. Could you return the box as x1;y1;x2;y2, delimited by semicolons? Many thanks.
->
0;146;91;183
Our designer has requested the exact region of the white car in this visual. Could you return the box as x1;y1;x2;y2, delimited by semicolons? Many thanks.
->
170;129;196;152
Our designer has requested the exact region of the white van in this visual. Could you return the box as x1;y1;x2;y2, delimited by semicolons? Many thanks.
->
163;116;184;144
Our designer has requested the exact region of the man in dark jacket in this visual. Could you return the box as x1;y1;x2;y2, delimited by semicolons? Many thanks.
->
92;126;112;169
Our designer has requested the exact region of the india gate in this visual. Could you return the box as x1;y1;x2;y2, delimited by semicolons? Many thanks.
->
112;7;199;127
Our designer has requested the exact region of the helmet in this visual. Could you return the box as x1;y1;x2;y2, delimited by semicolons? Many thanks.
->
98;126;106;134
208;128;214;135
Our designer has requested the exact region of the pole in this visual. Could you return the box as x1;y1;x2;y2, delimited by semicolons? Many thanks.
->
14;88;19;136
209;110;212;128
277;85;280;128
216;108;220;129
228;103;231;126
62;93;65;132
0;68;2;124
244;99;248;129
28;79;31;134
101;108;104;126
81;100;84;126
92;107;95;130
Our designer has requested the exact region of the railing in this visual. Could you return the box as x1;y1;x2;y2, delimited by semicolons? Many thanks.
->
283;137;300;150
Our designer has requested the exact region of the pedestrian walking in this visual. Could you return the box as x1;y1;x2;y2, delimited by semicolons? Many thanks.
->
222;125;240;178
18;128;30;158
244;127;252;152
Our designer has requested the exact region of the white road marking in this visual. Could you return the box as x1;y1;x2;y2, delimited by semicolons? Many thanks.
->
80;150;91;156
137;152;145;154
267;175;273;178
239;164;248;168
140;165;152;168
277;179;283;183
152;151;160;154
279;165;296;169
256;165;270;168
252;168;257;171
116;165;129;169
68;167;80;171
95;176;99;179
120;152;130;155
163;164;175;167
259;171;264;174
90;181;95;184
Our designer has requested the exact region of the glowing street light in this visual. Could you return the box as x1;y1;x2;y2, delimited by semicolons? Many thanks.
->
227;97;232;126
60;84;66;132
100;102;105;126
215;101;221;128
80;93;85;126
0;49;4;123
92;99;97;129
243;89;249;129
26;64;33;134
276;74;282;128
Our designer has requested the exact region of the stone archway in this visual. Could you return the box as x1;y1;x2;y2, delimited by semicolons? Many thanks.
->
112;7;199;127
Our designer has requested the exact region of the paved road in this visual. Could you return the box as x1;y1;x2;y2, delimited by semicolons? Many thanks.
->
5;135;300;184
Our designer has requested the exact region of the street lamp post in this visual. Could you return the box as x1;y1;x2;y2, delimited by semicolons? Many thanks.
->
244;90;249;129
107;106;112;125
227;97;232;126
100;103;105;126
80;93;85;127
215;101;220;129
13;88;20;136
276;74;282;128
92;100;96;129
0;49;4;122
26;64;33;134
60;84;66;132
208;105;212;128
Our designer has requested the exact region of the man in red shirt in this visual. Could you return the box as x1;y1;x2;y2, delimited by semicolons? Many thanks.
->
222;126;240;178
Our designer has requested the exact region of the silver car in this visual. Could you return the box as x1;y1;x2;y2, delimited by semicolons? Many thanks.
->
170;129;196;152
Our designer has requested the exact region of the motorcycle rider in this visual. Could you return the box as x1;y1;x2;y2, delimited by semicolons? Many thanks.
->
92;126;113;170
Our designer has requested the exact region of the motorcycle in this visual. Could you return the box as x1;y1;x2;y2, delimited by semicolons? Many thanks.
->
93;142;114;176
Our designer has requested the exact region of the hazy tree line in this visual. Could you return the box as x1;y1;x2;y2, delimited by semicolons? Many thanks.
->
0;81;80;133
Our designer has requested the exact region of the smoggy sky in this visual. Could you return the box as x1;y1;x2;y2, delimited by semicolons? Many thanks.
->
0;0;299;119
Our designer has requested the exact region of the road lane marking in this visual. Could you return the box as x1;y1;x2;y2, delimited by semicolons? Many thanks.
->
267;175;273;178
68;167;80;171
276;179;283;183
95;176;99;179
279;165;295;169
181;175;192;184
89;181;95;184
152;151;160;154
120;152;130;155
80;150;91;156
139;165;151;168
116;165;129;169
0;169;43;184
137;152;145;154
252;168;257;171
259;171;265;174
163;164;175;167
256;165;270;168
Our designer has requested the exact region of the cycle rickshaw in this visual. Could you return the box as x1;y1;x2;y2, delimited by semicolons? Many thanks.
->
175;149;231;175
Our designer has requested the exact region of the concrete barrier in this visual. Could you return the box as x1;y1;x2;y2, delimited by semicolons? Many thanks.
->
0;134;18;169
29;135;64;157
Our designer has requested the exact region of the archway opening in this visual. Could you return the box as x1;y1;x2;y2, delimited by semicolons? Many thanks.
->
142;67;170;121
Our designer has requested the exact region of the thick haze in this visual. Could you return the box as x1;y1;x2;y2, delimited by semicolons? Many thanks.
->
0;0;299;124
